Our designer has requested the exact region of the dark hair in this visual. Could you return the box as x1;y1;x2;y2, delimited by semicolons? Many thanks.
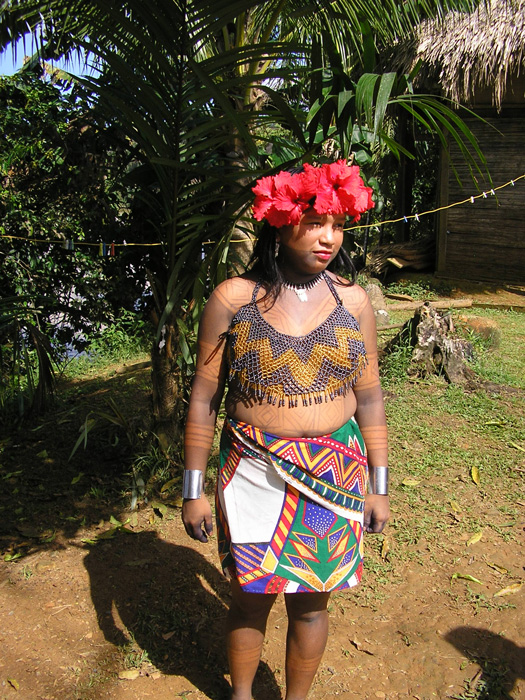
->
248;220;356;303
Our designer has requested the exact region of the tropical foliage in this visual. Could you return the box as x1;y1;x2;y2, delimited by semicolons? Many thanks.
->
0;0;486;440
0;69;151;416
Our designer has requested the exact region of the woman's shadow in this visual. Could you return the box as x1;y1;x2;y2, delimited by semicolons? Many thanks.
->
84;529;281;699
445;626;525;700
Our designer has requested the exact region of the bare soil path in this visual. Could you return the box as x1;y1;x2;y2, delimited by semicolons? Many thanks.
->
1;281;524;700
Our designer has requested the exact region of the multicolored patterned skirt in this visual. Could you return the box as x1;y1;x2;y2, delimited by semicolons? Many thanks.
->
216;417;367;594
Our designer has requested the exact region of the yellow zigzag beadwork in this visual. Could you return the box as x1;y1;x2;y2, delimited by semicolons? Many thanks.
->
227;274;368;407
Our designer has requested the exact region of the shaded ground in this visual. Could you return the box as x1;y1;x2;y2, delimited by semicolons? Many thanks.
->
1;280;524;700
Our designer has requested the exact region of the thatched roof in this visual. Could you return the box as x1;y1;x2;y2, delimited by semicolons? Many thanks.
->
395;0;525;108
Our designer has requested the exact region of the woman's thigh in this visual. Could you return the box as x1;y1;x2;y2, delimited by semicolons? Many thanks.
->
229;579;277;621
284;591;331;621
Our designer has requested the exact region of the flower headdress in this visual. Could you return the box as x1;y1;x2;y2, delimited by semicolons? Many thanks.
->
252;160;374;228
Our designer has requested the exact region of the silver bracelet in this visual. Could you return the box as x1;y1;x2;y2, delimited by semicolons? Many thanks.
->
182;470;203;499
368;466;389;495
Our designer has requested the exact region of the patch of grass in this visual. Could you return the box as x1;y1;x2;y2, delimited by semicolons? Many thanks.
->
60;310;151;382
459;308;525;389
464;586;517;615
62;348;150;382
123;644;150;669
384;279;440;300
382;309;525;575
71;653;119;699
380;341;414;385
449;661;513;700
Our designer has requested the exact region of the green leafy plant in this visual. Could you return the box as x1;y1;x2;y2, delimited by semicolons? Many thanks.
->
384;279;439;300
0;295;56;418
1;0;488;447
82;309;150;362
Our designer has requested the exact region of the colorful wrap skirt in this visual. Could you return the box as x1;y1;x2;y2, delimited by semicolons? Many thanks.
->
216;417;367;594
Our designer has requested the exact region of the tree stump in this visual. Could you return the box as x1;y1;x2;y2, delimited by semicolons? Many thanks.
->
383;303;476;385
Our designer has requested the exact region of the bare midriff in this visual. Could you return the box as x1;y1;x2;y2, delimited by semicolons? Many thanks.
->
225;384;358;438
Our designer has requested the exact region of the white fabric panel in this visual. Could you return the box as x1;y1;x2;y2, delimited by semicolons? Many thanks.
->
219;454;286;544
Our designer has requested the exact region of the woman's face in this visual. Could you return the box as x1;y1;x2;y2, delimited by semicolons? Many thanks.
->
276;210;346;280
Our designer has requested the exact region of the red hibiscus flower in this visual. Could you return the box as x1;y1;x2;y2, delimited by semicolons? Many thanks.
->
253;171;309;227
252;160;374;227
314;160;374;221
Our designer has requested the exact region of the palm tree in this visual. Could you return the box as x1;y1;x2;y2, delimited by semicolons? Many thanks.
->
0;0;484;444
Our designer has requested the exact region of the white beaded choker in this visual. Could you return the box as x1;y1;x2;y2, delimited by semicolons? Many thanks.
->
282;272;324;302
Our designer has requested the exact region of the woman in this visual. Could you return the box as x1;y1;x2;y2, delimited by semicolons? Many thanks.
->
182;160;389;700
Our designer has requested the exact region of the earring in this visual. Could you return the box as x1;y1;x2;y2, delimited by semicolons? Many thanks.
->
274;241;280;258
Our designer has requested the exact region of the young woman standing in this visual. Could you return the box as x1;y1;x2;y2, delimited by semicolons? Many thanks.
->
182;161;389;700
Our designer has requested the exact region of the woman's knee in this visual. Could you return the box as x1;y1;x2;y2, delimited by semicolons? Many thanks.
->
284;592;330;623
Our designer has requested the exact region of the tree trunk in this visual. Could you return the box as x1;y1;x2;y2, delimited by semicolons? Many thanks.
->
395;111;416;243
150;313;185;454
383;303;477;385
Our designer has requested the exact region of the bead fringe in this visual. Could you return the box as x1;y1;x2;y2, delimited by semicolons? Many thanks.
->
234;363;367;408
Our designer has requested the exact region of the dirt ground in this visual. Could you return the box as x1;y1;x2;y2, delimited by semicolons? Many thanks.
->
1;280;524;700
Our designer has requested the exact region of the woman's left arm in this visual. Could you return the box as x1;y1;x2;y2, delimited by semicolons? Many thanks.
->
352;291;390;534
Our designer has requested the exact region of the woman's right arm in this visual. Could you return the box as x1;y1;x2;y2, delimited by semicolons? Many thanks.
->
182;283;236;542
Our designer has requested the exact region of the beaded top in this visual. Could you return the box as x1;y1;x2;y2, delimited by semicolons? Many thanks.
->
227;273;368;407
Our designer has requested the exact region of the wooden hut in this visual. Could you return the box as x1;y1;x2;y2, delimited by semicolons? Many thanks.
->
397;0;525;285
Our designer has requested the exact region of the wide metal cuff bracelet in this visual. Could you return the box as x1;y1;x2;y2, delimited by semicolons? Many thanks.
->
182;470;203;499
368;466;389;495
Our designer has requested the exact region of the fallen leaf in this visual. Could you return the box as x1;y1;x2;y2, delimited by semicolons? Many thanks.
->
381;537;390;560
162;630;176;640
451;573;483;585
160;478;178;493
4;552;22;562
471;466;481;486
119;669;140;680
71;472;84;485
509;441;525;453
81;526;134;545
487;562;509;575
7;678;20;690
402;478;420;487
494;583;522;597
466;530;483;546
151;502;168;517
350;638;375;655
40;530;56;543
96;527;120;541
450;500;461;512
37;449;48;458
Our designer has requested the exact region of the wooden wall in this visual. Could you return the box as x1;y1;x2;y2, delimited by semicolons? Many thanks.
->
437;113;525;285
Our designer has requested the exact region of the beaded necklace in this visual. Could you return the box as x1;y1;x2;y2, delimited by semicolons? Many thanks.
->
282;273;324;302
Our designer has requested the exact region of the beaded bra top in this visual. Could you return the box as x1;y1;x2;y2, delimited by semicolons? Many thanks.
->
227;272;368;407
